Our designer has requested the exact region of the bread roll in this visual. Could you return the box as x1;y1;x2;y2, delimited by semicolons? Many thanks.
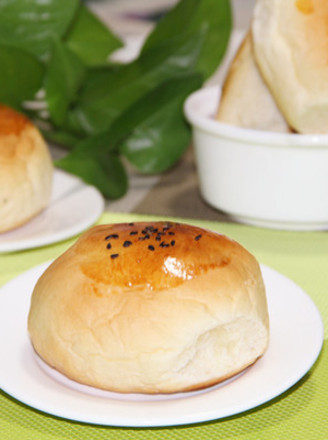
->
28;222;269;394
217;32;290;133
252;0;328;133
0;105;53;233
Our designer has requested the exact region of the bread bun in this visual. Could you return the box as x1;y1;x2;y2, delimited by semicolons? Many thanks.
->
0;105;53;233
217;31;291;133
252;0;328;133
28;222;269;394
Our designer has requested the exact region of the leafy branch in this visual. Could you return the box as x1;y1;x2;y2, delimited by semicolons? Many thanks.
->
0;0;231;199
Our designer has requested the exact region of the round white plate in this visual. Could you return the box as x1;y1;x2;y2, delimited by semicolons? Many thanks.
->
0;263;323;427
0;169;104;253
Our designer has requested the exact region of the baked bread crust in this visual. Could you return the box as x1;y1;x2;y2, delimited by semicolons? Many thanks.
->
217;31;290;133
28;222;269;394
252;0;328;133
0;105;53;233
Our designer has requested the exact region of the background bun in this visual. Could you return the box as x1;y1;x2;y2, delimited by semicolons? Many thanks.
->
28;222;269;394
217;31;290;133
0;105;53;233
252;0;328;133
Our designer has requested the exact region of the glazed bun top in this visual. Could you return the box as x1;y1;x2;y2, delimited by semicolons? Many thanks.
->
0;104;31;136
71;221;249;291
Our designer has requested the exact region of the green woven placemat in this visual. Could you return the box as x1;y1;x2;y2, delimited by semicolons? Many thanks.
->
0;212;327;440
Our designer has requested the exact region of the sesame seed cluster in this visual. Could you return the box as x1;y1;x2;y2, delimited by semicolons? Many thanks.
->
104;222;202;260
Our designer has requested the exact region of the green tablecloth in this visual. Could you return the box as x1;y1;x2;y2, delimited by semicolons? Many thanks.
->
1;212;327;440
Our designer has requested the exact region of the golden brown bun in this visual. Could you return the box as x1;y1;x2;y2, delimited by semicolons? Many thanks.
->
216;32;291;133
252;0;328;133
0;105;53;233
28;222;269;394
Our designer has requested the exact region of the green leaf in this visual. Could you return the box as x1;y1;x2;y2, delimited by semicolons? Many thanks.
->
70;64;124;104
118;74;203;173
56;147;128;200
41;128;82;150
65;4;123;67
55;74;201;195
0;0;79;58
0;44;43;108
66;29;206;135
64;0;232;136
45;38;86;126
55;131;128;199
142;0;232;80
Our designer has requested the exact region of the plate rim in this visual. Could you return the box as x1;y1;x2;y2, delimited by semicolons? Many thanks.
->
0;169;104;253
0;262;324;427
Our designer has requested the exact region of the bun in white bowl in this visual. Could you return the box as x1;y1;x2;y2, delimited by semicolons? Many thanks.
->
0;105;53;233
216;31;290;133
28;221;269;394
252;0;328;134
184;86;328;230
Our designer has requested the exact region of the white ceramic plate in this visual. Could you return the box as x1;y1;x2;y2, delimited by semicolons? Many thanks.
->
0;262;323;427
0;170;104;253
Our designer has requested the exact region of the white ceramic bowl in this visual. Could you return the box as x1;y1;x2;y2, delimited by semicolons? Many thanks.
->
184;86;328;230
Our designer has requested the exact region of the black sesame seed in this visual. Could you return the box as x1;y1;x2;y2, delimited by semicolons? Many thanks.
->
111;253;119;259
148;245;155;251
155;235;161;241
106;243;112;249
168;231;175;236
195;234;202;241
105;234;119;240
160;241;169;248
123;240;132;248
130;231;138;236
171;240;175;246
145;226;158;234
139;234;150;240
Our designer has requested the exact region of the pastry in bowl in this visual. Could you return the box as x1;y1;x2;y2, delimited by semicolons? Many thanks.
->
252;0;328;134
28;222;269;394
0;105;53;233
216;31;290;133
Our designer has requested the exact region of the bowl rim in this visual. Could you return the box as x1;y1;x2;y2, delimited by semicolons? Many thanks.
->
184;86;328;148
